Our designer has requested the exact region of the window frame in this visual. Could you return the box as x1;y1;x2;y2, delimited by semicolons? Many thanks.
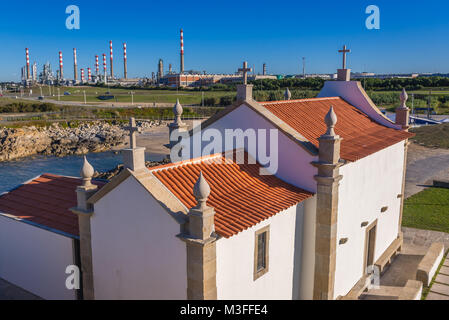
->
253;225;270;280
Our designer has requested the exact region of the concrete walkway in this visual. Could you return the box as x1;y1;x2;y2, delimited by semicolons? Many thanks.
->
426;256;449;300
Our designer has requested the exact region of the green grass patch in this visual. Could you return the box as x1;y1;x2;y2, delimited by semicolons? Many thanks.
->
410;123;449;149
403;187;449;233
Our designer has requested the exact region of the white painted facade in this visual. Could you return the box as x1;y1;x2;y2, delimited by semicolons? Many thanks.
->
334;141;405;297
0;215;76;300
186;104;318;192
90;175;187;299
216;200;310;300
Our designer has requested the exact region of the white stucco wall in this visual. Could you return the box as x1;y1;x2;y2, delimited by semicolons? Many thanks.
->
91;175;187;299
0;215;76;300
318;81;400;130
216;202;307;300
334;141;405;298
186;104;318;192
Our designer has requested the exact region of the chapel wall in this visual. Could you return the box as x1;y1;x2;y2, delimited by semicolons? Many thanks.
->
90;176;187;299
215;203;305;299
0;214;76;300
333;141;405;297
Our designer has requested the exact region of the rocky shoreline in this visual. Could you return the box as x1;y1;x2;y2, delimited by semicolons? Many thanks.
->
0;120;162;161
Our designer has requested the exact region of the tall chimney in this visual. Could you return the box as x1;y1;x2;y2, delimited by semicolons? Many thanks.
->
103;53;107;79
73;48;78;81
25;48;30;80
158;59;163;82
95;55;99;75
123;42;127;79
180;29;184;74
88;68;92;82
263;63;266;76
81;68;85;83
109;40;114;78
169;63;172;73
59;51;64;80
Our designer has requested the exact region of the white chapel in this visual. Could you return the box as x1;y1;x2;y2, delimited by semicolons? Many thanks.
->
0;49;415;300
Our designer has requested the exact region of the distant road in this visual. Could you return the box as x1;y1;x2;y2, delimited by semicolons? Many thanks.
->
1;95;187;109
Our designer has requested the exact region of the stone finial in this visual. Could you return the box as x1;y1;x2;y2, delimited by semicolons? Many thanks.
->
284;87;291;100
173;99;183;124
324;106;338;136
193;171;210;209
400;88;409;108
80;156;94;187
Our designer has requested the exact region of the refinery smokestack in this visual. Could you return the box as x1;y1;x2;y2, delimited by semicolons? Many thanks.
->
109;40;114;78
81;68;85;83
180;29;184;74
95;55;99;75
59;51;64;80
123;42;127;79
25;48;30;80
73;48;78;81
263;63;266;76
158;59;163;82
169;64;172;73
103;53;107;83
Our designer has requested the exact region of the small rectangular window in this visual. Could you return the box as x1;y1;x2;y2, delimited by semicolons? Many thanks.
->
254;226;270;280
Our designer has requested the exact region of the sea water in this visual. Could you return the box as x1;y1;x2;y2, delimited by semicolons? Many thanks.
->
0;151;165;194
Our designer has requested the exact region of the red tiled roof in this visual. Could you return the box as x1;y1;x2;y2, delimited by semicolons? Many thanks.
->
150;153;313;238
261;97;414;161
0;173;104;237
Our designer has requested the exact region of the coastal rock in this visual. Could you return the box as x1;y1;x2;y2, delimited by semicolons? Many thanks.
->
0;120;161;161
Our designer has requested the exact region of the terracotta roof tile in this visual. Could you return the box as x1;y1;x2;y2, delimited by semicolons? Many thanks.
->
0;173;104;237
150;152;314;238
261;97;414;161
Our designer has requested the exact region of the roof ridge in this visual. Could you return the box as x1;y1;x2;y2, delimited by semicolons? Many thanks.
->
259;96;341;105
148;149;246;172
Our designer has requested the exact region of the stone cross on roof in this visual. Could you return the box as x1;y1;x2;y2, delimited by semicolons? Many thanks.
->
238;61;252;85
338;45;351;69
125;117;141;149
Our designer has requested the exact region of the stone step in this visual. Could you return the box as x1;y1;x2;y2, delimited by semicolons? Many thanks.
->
359;285;402;300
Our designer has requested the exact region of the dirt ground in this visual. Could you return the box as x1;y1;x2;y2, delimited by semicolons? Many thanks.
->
405;142;449;198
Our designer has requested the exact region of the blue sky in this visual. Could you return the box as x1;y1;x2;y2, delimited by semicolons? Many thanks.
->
1;0;449;81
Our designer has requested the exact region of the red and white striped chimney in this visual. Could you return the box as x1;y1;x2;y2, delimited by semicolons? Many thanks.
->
103;53;107;76
123;42;127;79
25;48;30;80
73;48;78;81
59;51;64;80
88;68;92;81
180;29;184;73
109;40;113;78
81;68;85;82
95;55;99;75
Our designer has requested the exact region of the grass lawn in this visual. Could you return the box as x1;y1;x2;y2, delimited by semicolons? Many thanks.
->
410;123;449;149
403;187;449;233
